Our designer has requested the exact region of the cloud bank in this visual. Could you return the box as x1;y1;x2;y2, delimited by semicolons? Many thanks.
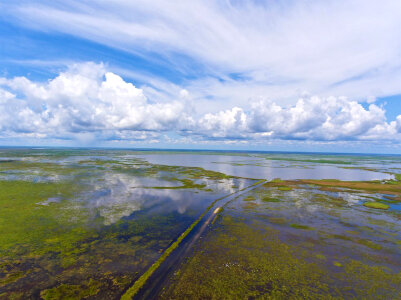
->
0;63;192;142
0;63;400;145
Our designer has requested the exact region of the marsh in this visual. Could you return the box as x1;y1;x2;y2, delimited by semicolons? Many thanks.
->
0;149;400;299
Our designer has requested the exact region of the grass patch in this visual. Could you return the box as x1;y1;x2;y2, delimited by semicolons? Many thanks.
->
268;217;287;225
333;261;343;267
148;178;206;190
290;224;312;230
296;179;401;197
363;202;389;210
261;196;280;202
278;186;292;191
0;180;88;256
40;279;101;300
243;195;256;201
264;157;353;165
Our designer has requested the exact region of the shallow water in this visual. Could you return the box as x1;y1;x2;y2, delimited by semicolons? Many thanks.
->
0;149;399;299
160;181;401;299
136;153;395;180
0;149;256;298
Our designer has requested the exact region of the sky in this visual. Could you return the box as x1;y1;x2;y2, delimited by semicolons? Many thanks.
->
0;0;401;153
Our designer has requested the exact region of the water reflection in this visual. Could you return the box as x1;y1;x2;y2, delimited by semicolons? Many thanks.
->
77;172;245;225
136;154;393;180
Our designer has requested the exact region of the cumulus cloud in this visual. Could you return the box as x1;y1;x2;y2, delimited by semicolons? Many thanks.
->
0;62;192;140
396;116;401;133
0;62;400;145
197;96;400;142
199;107;248;139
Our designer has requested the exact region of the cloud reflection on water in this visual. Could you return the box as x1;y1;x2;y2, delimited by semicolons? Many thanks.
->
79;172;242;225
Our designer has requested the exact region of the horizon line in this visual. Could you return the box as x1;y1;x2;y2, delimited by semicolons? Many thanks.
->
0;145;400;156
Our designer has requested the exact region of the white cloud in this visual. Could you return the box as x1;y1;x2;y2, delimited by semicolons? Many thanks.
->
199;107;248;139
4;0;401;105
1;1;400;150
396;116;401;133
197;96;400;142
0;62;400;145
0;62;192;140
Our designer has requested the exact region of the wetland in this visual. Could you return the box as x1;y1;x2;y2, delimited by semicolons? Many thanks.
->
0;149;400;299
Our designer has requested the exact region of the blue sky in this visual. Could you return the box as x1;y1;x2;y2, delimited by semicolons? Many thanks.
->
0;0;400;153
